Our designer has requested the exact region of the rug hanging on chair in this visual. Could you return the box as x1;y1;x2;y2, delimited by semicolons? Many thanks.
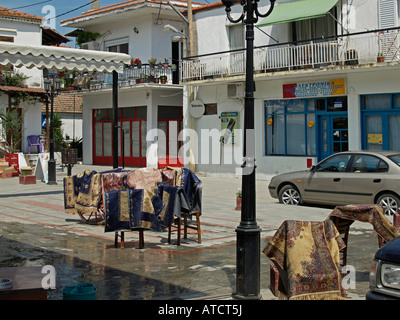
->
263;220;347;300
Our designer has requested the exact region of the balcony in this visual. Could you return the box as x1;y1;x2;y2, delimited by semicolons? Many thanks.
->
62;63;177;92
181;27;400;82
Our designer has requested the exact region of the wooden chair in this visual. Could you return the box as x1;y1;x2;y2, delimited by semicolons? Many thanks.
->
114;229;145;249
168;211;201;245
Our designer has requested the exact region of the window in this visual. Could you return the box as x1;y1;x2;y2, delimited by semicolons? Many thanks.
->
361;94;400;151
265;99;315;156
105;38;129;54
350;155;388;173
228;24;244;50
293;7;337;42
316;154;351;172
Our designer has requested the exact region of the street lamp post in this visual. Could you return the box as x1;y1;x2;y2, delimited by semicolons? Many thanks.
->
221;0;275;299
44;76;62;185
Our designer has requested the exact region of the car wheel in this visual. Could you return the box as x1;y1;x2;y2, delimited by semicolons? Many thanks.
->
278;184;302;206
376;193;400;215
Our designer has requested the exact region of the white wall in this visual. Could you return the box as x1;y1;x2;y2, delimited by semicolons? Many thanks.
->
0;19;43;87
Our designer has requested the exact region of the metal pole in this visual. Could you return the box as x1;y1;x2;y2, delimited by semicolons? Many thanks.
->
47;90;57;185
233;0;261;300
112;70;119;169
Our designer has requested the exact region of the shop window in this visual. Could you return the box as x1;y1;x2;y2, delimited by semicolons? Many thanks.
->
362;94;391;110
265;99;315;156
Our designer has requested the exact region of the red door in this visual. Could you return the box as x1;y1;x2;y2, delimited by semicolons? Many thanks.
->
157;106;184;168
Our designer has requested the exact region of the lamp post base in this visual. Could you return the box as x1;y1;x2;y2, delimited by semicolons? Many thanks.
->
233;224;262;300
47;159;57;185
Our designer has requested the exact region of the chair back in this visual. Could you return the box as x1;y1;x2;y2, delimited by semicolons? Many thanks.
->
27;135;40;144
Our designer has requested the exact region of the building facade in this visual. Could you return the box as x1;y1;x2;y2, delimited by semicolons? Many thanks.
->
181;0;400;179
60;0;203;168
61;0;400;179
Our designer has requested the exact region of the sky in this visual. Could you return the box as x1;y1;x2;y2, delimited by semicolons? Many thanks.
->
1;0;214;43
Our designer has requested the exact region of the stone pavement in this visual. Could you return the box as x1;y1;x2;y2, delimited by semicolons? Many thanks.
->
0;164;383;301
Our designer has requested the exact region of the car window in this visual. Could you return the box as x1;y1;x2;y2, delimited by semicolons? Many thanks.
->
388;154;400;167
316;154;351;172
350;155;388;173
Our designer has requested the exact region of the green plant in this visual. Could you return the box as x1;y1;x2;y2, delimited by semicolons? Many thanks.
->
54;113;66;151
76;31;102;47
236;188;242;198
148;57;157;66
0;108;26;153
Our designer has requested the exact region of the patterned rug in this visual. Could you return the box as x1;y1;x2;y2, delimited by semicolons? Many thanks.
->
328;204;400;243
263;220;347;300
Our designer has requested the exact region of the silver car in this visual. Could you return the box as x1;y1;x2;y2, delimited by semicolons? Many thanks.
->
268;151;400;215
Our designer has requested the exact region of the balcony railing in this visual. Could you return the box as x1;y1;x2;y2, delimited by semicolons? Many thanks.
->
63;63;176;91
181;27;400;82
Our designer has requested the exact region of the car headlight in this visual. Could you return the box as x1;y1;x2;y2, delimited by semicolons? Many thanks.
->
381;263;400;290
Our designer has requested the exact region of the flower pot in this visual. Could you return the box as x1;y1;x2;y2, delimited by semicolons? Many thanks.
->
377;56;385;63
160;77;167;84
235;197;242;210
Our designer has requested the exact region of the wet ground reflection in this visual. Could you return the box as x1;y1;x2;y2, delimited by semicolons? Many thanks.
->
0;223;213;300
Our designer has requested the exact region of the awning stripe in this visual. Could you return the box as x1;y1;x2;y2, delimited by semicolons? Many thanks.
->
257;0;338;27
0;42;131;73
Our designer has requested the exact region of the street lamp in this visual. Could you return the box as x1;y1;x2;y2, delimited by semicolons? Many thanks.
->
221;0;275;300
44;76;62;185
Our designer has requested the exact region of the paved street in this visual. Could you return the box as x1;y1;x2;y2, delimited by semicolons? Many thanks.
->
0;164;383;301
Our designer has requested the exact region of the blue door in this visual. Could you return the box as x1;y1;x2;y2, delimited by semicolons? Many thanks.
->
318;115;348;161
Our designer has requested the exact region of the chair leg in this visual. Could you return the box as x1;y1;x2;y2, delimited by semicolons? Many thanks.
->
182;211;201;244
138;229;144;249
176;218;181;246
195;211;202;244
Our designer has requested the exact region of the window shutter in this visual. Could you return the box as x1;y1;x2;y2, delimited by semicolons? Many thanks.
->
378;0;398;28
378;0;399;60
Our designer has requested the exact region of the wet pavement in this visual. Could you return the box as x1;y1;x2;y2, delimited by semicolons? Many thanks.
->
0;164;389;301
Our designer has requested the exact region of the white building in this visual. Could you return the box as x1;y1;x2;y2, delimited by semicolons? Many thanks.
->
182;0;400;179
61;0;400;178
61;0;204;168
0;7;45;156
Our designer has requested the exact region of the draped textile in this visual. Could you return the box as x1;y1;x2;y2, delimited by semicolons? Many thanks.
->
104;188;164;232
328;204;400;242
126;167;162;190
64;167;202;233
63;169;102;214
263;220;347;300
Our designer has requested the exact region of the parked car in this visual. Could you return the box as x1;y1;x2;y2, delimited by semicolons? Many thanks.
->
367;236;400;300
268;151;400;215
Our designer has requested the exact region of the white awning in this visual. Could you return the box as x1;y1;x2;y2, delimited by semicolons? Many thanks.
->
0;42;131;73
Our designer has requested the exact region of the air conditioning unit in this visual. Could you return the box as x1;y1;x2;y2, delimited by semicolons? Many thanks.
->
227;83;245;99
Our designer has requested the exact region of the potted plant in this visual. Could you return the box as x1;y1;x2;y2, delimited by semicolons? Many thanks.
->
377;52;385;63
160;75;167;84
131;58;142;68
148;58;157;68
163;58;169;69
235;188;242;210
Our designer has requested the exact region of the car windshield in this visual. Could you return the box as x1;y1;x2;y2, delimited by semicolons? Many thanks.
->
387;154;400;167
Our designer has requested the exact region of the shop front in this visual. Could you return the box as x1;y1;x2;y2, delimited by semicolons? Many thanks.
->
265;78;348;163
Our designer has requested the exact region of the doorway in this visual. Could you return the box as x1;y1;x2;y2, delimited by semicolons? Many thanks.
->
318;115;348;161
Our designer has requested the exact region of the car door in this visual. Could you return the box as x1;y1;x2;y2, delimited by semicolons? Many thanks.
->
342;154;388;204
303;153;352;204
